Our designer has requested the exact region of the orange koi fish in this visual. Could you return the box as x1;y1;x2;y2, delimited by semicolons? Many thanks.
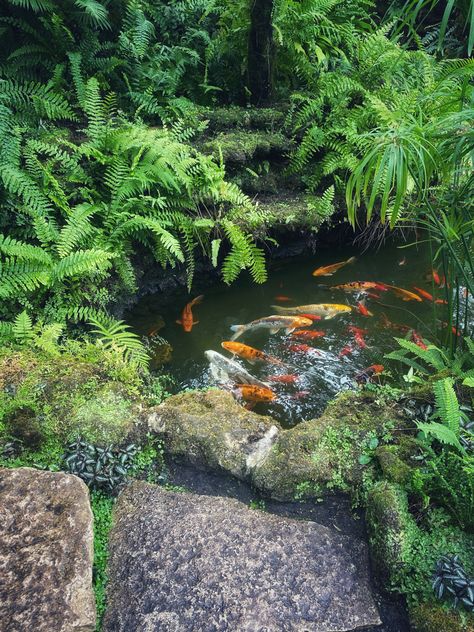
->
357;301;373;317
411;331;428;350
355;364;384;384
331;281;380;292
288;344;321;355
354;332;367;349
435;298;448;305
432;269;441;285
274;295;293;302
413;287;433;302
440;322;461;336
266;374;299;384
367;292;382;300
299;313;322;322
176;295;204;332
221;341;282;365
312;256;356;277
348;325;368;336
385;285;423;302
339;344;354;358
234;384;276;403
290;330;325;340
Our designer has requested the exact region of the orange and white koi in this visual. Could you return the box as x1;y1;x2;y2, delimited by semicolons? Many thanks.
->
357;301;373;317
176;295;204;332
354;332;367;348
221;341;282;365
330;281;382;292
290;330;325;340
234;384;276;403
312;256;356;277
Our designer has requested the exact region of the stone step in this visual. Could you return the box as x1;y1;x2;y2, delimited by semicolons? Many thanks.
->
103;482;381;632
0;467;96;632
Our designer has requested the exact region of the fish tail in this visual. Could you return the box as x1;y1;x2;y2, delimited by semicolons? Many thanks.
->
347;256;357;265
190;294;204;307
271;305;288;315
230;325;245;341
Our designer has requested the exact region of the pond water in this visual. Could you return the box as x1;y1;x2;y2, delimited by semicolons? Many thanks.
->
129;242;450;427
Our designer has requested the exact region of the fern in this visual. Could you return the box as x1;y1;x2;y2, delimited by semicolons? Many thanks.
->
432;378;461;438
88;315;150;368
416;422;464;453
12;310;34;342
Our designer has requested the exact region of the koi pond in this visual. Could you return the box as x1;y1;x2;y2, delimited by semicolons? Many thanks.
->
128;243;457;427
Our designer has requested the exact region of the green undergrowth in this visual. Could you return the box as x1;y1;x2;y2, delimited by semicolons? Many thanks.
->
91;492;114;630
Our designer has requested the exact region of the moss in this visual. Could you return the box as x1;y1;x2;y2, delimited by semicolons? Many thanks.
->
200;131;292;163
91;492;114;630
252;390;401;499
409;602;474;632
198;105;287;131
0;347;146;452
376;445;413;484
366;481;474;604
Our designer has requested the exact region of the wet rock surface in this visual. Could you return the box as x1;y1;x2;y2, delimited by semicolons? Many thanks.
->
147;388;281;480
0;467;95;632
104;481;381;632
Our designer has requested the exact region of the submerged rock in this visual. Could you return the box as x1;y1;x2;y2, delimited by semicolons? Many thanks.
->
0;467;95;632
147;388;281;480
104;482;381;632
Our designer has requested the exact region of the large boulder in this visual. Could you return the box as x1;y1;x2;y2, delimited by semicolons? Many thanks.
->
146;389;281;480
104;482;381;631
0;467;95;632
253;391;403;500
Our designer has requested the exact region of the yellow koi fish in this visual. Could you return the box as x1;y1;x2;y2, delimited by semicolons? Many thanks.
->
312;256;356;277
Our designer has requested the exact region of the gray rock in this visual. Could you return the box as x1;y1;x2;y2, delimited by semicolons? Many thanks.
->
0;467;96;632
147;389;281;480
104;482;381;632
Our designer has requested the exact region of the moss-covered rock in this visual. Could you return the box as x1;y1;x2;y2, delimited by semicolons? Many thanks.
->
0;348;145;451
146;388;281;480
366;480;474;604
200;131;292;164
409;602;474;632
375;445;414;485
366;481;413;588
252;391;401;500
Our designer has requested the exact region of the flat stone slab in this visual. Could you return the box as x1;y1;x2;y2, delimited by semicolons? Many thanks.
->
104;482;381;631
0;467;96;632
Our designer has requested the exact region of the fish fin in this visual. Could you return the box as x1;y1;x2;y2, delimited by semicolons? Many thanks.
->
271;305;286;315
247;359;257;365
347;256;357;265
230;325;245;341
270;327;281;334
285;327;295;334
193;320;199;325
176;320;182;324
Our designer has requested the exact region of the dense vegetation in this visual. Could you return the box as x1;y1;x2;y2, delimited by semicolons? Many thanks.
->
0;0;473;629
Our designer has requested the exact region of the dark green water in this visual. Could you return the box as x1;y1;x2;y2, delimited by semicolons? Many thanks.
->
129;243;447;426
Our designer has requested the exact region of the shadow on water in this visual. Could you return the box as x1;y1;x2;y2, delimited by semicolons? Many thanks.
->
129;242;442;427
